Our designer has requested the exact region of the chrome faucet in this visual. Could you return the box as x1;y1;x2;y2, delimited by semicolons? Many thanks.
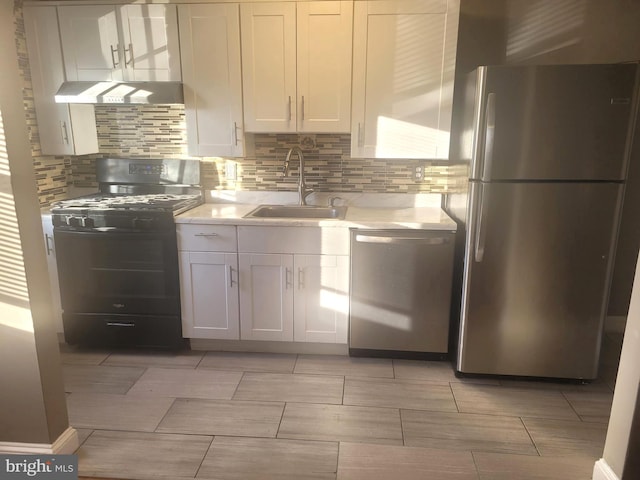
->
283;146;313;206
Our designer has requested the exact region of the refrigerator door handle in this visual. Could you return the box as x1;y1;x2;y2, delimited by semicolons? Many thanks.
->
481;93;496;181
474;184;490;262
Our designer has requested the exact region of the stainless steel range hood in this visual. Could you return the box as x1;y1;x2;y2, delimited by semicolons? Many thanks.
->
54;81;184;105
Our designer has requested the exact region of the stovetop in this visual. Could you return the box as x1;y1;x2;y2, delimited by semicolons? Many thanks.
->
52;192;202;213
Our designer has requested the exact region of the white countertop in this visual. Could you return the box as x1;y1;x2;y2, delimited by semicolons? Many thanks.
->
176;203;457;231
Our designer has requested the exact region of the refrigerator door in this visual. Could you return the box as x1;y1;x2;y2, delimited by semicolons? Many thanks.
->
471;64;637;181
458;182;623;379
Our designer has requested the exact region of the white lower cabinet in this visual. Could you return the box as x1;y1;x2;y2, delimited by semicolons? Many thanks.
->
293;254;349;344
178;224;349;344
177;224;240;340
180;251;239;339
239;253;294;341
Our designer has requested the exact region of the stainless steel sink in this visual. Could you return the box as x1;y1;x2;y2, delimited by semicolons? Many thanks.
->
244;205;347;219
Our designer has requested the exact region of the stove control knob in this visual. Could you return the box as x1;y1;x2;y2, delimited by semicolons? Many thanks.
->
81;217;95;228
66;216;81;227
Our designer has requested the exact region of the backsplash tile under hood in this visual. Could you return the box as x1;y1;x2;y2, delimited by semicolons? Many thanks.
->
73;105;468;195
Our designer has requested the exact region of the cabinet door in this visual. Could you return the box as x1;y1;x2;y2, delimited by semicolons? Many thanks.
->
179;4;244;157
294;255;349;343
120;5;181;81
351;0;457;159
239;254;294;341
23;6;98;155
297;1;353;133
58;5;123;81
241;2;296;132
180;252;239;339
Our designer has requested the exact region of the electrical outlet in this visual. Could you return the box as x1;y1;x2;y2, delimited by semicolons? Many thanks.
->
413;165;424;182
225;161;237;180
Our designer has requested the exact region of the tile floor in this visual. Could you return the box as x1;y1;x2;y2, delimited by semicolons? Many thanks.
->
65;332;623;480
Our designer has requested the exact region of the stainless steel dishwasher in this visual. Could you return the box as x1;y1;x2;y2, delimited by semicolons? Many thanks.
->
349;229;455;358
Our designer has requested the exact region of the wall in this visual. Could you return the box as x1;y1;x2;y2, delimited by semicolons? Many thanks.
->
1;0;70;447
599;256;640;478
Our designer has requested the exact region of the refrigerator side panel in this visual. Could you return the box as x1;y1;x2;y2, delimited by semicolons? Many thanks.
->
482;64;637;181
458;182;622;379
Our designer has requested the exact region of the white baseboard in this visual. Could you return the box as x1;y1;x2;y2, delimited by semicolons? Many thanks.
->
593;459;620;480
0;427;79;455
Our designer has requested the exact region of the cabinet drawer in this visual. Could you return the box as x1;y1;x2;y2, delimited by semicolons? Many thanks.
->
177;224;237;252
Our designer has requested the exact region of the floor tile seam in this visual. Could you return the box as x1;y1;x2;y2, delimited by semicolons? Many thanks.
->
284;400;407;413
401;406;583;424
290;371;394;379
338;402;455;415
214;433;341;448
166;397;288;406
193;351;208;369
195;366;296;374
228;370;246;401
97;351;114;366
449;382;461;413
152;397;179;433
399;408;406;446
120;366;148;395
468;450;484;480
343;375;452;386
518;416;542;457
560;390;586;422
453;381;587;396
193;434;216;480
79;427;215;440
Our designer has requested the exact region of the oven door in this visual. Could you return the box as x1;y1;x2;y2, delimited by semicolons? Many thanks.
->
54;229;180;316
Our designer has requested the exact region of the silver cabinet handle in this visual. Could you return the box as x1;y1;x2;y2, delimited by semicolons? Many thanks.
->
301;95;305;121
297;267;304;289
228;265;235;288
44;233;54;255
355;234;450;245
285;267;292;289
124;43;134;67
233;121;239;146
60;121;69;144
110;44;120;68
357;122;364;147
287;96;292;121
194;233;219;237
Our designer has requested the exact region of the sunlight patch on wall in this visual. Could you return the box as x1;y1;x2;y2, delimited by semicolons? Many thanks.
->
0;109;31;311
506;0;587;62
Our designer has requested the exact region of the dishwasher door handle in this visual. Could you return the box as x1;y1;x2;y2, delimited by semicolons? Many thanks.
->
354;234;450;245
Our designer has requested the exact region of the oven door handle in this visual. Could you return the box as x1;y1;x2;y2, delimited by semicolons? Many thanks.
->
195;233;219;237
106;322;136;328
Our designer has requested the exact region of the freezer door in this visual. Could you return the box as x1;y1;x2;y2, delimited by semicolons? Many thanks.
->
458;182;622;379
472;64;637;181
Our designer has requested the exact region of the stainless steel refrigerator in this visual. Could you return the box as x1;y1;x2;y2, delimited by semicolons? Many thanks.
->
445;63;638;380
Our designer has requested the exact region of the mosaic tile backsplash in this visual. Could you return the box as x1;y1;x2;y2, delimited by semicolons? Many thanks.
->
14;2;467;206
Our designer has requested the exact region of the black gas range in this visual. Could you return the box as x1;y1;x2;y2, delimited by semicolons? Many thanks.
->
51;158;202;349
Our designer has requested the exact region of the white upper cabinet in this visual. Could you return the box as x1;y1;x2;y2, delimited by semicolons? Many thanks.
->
296;1;353;133
178;4;244;157
241;1;352;133
23;6;98;156
351;0;459;159
58;5;181;82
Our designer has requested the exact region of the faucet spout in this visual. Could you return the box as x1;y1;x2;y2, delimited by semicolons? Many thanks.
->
284;146;313;206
